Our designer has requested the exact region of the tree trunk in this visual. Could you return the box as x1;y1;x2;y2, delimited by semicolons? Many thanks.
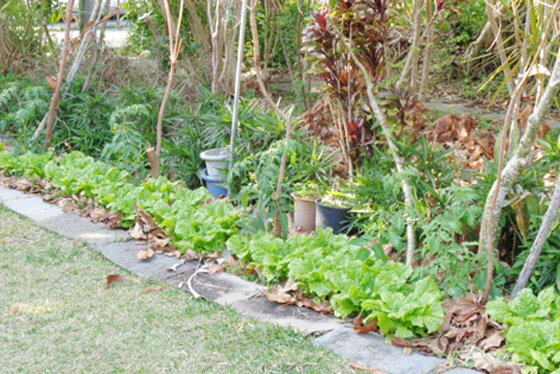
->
419;0;432;101
397;0;423;90
152;0;185;178
512;176;560;298
348;46;417;265
479;45;560;302
45;0;75;148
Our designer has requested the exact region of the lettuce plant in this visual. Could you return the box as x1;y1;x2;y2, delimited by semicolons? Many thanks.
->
487;288;560;374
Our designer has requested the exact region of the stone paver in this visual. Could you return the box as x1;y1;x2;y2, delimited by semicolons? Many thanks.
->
0;186;29;202
444;369;481;374
185;271;266;305
37;212;129;245
314;326;444;374
231;297;342;335
92;242;196;279
3;195;64;221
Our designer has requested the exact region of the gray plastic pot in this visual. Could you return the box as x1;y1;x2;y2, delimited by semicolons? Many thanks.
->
200;147;229;179
292;193;316;231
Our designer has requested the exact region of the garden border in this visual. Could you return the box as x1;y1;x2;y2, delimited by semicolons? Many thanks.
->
0;184;480;374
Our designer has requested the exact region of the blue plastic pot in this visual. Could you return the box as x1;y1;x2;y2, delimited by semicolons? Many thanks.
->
200;168;228;198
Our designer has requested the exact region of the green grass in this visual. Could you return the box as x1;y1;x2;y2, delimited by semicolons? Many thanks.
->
0;205;353;374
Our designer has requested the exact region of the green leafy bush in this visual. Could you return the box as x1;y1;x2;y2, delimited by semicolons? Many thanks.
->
227;229;444;338
0;150;238;254
487;288;560;374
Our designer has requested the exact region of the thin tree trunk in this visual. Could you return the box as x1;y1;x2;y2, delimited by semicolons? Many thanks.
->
479;44;560;303
419;0;432;101
45;0;75;148
479;0;560;304
249;0;292;238
81;17;107;93
512;175;560;298
348;44;417;265
397;0;423;89
152;0;185;178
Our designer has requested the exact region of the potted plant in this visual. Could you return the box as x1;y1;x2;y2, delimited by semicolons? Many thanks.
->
316;190;355;234
199;168;228;198
200;147;229;179
291;183;322;232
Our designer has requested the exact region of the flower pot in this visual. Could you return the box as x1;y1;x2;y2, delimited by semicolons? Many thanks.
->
292;193;316;231
200;168;228;198
315;199;351;235
200;147;229;179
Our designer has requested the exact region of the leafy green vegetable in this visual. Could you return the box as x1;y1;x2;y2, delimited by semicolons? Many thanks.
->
1;150;238;255
227;229;444;338
487;287;560;373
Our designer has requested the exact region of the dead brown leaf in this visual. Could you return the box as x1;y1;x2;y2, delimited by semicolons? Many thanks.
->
134;205;158;232
136;248;154;261
262;289;296;305
479;331;504;352
184;249;201;261
62;200;77;213
106;274;126;289
353;314;378;334
472;352;498;372
207;262;225;274
129;222;146;240
296;296;332;314
350;362;387;373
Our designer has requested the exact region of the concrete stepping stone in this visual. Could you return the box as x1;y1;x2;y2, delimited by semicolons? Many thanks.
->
314;325;444;374
230;297;342;335
37;212;129;245
3;195;64;221
92;242;196;280
0;186;30;202
180;271;266;306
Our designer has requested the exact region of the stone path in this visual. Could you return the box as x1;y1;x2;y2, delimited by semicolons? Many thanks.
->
0;185;481;374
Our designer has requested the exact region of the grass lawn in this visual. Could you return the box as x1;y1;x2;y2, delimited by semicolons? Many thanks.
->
0;205;353;374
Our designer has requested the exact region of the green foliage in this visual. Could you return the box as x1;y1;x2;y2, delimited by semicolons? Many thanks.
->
487;288;560;374
227;229;444;338
0;150;238;255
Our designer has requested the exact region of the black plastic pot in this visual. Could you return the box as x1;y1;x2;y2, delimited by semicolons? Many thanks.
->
315;199;351;235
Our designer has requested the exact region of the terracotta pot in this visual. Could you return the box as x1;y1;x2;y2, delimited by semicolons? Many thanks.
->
315;199;351;235
292;193;316;231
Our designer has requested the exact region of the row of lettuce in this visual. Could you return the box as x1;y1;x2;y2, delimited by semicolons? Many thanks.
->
0;147;444;338
1;147;559;373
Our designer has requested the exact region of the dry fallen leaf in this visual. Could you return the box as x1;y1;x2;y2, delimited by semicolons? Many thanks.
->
184;249;201;261
350;362;387;373
353;314;378;334
62;200;77;213
134;205;158;232
106;274;126;289
472;352;497;372
129;222;146;240
207;262;225;275
262;289;296;305
136;248;154;261
479;331;504;352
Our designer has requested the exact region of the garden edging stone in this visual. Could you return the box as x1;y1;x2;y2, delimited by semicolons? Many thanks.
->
0;185;483;374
